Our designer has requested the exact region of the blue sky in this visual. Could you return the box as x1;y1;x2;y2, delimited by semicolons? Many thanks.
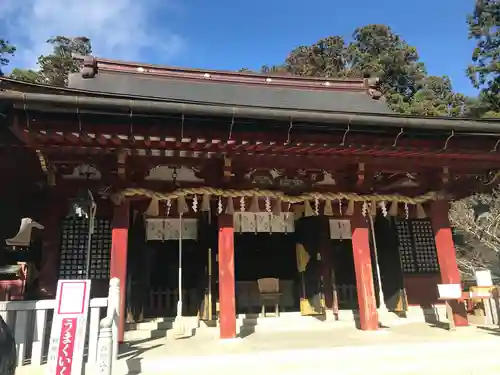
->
1;0;477;95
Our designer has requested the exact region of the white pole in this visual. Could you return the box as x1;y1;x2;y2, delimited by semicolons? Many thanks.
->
172;212;189;338
177;213;183;318
368;213;388;313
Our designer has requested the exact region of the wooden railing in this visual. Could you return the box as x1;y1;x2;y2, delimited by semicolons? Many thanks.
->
337;285;357;309
148;288;199;316
0;297;108;368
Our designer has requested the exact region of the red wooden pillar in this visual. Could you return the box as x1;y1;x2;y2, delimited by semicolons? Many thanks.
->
218;214;236;339
350;204;378;330
430;200;468;327
110;200;130;342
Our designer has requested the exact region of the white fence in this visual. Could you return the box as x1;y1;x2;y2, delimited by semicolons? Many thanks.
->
0;297;108;368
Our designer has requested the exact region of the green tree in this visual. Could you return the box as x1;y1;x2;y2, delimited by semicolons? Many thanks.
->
348;24;427;113
467;0;500;114
255;25;429;113
11;36;92;86
9;68;43;84
260;64;289;75
0;39;16;76
256;24;469;116
282;36;352;77
409;76;467;117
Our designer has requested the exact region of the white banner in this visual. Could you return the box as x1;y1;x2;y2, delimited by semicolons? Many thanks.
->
233;212;295;233
329;219;352;240
146;218;198;241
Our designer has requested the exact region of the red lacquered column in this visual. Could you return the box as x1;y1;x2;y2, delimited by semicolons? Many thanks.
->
218;214;236;339
430;200;468;327
351;204;378;330
110;200;130;342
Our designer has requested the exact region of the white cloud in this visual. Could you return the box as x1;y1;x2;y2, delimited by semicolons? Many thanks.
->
0;0;184;69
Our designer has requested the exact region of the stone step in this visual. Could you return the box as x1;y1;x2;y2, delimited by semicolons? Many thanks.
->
126;316;200;330
124;307;449;341
124;317;202;341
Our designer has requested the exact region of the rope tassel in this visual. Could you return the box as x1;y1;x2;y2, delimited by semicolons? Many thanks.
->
389;201;398;216
177;195;189;214
304;200;314;217
416;203;427;219
249;196;260;212
145;198;160;217
201;193;211;212
345;200;355;216
272;199;282;215
225;197;235;214
323;199;334;216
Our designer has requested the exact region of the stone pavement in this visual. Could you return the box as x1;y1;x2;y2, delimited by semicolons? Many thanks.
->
16;323;500;375
113;323;500;374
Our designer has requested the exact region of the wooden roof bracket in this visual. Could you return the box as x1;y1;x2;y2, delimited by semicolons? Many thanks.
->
340;120;351;146
227;112;235;141
286;117;293;144
443;130;455;150
392;128;404;147
490;139;500;152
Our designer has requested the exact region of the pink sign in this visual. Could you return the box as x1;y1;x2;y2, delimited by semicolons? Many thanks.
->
55;318;77;375
57;281;88;315
47;280;91;375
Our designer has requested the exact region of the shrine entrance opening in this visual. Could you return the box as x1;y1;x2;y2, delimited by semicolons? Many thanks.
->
234;233;300;314
329;239;357;309
146;239;205;318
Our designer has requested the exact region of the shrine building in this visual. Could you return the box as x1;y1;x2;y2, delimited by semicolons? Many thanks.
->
1;55;500;341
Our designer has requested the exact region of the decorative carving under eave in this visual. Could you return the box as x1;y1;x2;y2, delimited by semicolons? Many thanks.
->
145;165;204;183
244;168;325;189
477;170;500;186
441;167;450;186
117;150;127;180
35;150;56;186
313;171;337;186
62;164;102;180
375;172;420;191
356;163;365;187
98;185;113;200
223;155;234;183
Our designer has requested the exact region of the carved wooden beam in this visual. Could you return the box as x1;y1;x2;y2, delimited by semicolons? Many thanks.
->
35;149;56;186
117;150;127;180
223;155;234;183
356;163;365;187
441;166;451;188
